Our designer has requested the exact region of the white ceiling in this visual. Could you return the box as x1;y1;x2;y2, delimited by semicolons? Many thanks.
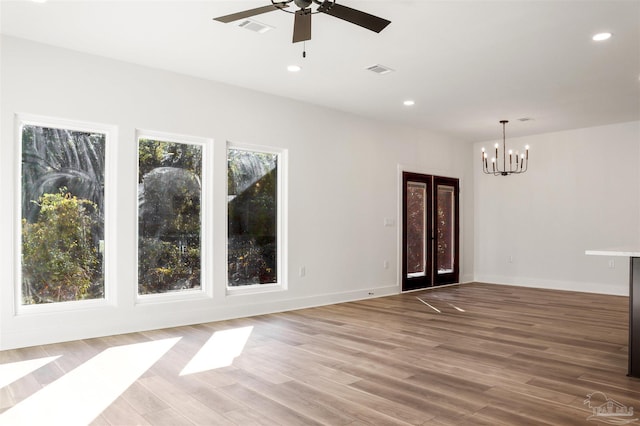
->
1;0;639;141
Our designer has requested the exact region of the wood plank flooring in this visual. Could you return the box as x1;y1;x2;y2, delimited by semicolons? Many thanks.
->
1;283;639;425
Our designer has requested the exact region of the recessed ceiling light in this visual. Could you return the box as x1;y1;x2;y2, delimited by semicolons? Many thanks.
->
403;100;415;107
287;65;301;72
31;0;47;3
592;32;612;41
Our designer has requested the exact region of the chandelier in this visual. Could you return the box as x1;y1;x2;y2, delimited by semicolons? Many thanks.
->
481;120;529;176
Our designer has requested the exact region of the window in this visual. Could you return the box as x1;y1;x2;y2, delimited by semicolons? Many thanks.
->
227;145;284;289
20;119;108;305
137;134;204;296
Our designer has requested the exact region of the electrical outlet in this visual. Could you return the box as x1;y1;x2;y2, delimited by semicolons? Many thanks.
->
383;260;389;269
508;256;514;263
299;266;306;277
608;260;615;269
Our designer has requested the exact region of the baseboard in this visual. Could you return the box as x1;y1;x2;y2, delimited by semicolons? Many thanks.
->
1;284;401;350
473;274;628;296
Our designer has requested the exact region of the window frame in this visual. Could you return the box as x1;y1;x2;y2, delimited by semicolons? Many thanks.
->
135;129;213;304
15;114;118;315
226;142;287;296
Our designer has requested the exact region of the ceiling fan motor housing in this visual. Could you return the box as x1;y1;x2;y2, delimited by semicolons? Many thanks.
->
294;0;312;9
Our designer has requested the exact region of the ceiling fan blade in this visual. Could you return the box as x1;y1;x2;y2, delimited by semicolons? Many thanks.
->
318;2;390;33
293;9;312;43
214;3;290;24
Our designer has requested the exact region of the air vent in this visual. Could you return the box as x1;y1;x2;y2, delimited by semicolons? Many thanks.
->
238;19;274;34
366;64;394;75
517;117;534;122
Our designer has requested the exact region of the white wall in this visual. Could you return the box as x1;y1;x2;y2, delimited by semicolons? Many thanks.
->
474;121;640;295
0;36;474;350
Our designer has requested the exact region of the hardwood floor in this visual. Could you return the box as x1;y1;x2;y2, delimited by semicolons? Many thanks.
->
1;283;639;425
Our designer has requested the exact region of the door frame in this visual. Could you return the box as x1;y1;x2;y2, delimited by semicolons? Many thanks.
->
400;169;461;292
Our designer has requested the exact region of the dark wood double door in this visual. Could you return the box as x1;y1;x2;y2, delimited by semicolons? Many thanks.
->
402;172;459;291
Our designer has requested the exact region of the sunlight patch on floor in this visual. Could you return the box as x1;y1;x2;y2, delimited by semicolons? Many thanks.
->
416;296;441;313
0;356;61;389
180;326;253;376
449;304;466;312
0;337;180;426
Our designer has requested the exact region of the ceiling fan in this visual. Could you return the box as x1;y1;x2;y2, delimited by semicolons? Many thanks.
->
213;0;391;43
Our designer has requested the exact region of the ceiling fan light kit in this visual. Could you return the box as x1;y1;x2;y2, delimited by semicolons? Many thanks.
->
481;120;529;176
214;0;391;44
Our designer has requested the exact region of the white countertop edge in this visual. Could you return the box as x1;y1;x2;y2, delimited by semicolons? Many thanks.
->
586;248;640;257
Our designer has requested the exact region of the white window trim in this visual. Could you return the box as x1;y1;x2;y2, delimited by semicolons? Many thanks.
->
135;129;214;305
15;113;118;315
226;142;288;296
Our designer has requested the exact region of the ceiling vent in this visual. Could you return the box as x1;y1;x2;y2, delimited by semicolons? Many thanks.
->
366;64;394;75
238;19;273;34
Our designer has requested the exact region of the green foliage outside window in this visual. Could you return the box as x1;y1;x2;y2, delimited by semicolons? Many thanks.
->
22;189;102;304
227;149;278;286
138;139;202;294
21;124;106;305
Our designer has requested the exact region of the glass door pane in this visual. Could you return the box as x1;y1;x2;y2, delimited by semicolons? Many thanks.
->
434;176;459;285
436;185;455;274
402;172;433;291
406;181;427;278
